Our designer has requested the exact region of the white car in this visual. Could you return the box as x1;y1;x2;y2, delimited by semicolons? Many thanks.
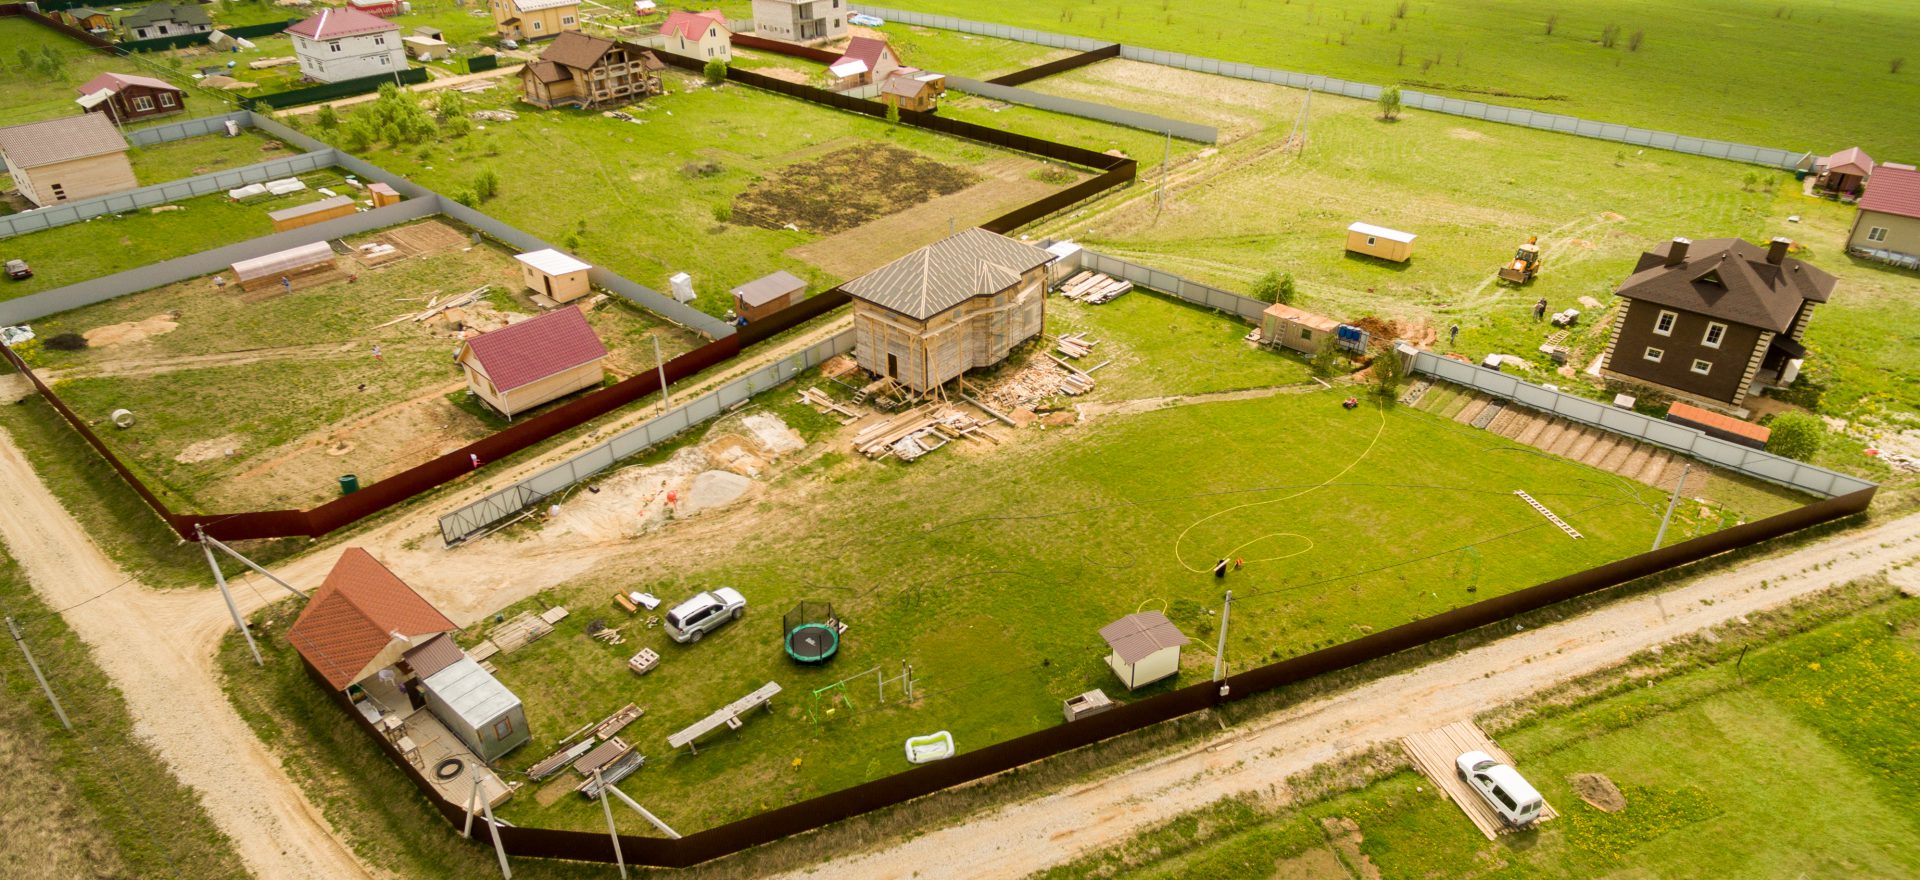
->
848;13;884;27
1455;751;1543;827
663;587;746;644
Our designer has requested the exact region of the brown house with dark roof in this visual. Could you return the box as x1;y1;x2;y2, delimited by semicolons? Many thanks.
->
519;30;663;109
843;228;1053;393
75;72;186;122
1600;237;1836;413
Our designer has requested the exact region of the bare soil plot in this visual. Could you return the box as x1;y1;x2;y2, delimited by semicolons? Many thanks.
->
732;143;982;234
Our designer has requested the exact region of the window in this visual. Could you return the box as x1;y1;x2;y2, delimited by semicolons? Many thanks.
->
1702;322;1726;348
1300;327;1313;340
1644;347;1664;363
1691;359;1713;375
1493;787;1519;811
531;19;542;30
1365;236;1377;246
131;95;155;111
561;15;574;24
708;48;715;57
158;92;176;107
50;183;66;202
1653;309;1677;336
328;40;342;52
157;24;170;35
492;717;514;739
1868;226;1889;243
709;27;717;37
378;54;390;65
373;35;385;45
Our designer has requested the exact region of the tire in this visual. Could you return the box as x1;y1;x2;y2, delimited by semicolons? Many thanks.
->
731;607;743;621
690;629;704;643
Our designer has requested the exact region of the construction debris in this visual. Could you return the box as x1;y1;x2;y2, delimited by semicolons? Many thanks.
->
528;738;598;781
1055;271;1133;304
592;703;644;740
798;386;863;424
489;610;554;654
851;403;998;461
1053;331;1097;359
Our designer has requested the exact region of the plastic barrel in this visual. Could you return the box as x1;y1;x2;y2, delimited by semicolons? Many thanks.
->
339;474;360;495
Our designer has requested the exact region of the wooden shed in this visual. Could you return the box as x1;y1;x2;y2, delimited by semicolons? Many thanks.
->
1099;611;1190;691
1346;221;1417;262
729;270;806;322
230;241;338;292
844;228;1054;394
269;195;357;232
456;307;609;419
514;248;593;303
1261;302;1340;355
0;114;136;208
368;181;402;207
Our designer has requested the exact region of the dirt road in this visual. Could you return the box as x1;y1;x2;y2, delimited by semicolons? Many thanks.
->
772;509;1920;880
0;433;375;880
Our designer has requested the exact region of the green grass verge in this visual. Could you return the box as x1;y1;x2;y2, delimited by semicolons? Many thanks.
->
127;129;284;186
871;0;1920;157
0;548;247;880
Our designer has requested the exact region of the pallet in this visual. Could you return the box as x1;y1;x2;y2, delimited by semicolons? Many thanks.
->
1401;721;1559;840
489;610;554;654
527;738;598;782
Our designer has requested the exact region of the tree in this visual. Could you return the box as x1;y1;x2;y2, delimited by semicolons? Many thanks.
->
433;89;465;120
703;58;727;84
1376;85;1402;121
315;104;339;130
1764;411;1824;462
1251;270;1296;305
1367;344;1408;402
1309;338;1345;377
885;99;901;125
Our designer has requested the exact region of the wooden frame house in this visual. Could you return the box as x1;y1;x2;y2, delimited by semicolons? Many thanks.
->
520;31;664;109
0;114;137;208
74;72;187;122
456;306;609;419
843;228;1053;394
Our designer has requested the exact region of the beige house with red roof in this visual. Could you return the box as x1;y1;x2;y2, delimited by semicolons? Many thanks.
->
661;9;731;62
287;7;406;83
489;0;580;43
1848;164;1920;268
828;36;899;89
457;306;609;418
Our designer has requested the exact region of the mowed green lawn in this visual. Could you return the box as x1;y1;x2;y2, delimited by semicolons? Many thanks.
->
127;129;286;185
871;0;1920;157
1041;594;1920;879
444;294;1800;834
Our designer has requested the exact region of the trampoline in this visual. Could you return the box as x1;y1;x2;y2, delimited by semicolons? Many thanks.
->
783;601;841;665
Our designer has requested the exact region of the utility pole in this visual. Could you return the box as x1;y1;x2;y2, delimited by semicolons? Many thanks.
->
1212;590;1232;699
1652;463;1691;550
1156;129;1171;214
651;333;671;411
199;525;261;666
605;782;682;839
594;769;628;879
7;616;72;731
201;533;305;599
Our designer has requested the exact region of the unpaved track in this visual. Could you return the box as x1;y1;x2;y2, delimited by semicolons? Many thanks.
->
774;509;1920;880
0;432;376;880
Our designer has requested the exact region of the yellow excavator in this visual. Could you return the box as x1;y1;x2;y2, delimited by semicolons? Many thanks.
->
1499;236;1541;283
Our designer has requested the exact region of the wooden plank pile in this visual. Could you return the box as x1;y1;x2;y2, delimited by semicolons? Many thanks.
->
593;703;644;740
372;285;488;330
851;404;996;461
1056;271;1133;304
1054;331;1097;360
573;737;644;798
1401;720;1559;840
527;738;598;781
797;386;863;424
489;610;554;654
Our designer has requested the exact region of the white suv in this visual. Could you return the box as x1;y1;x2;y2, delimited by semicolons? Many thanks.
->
1455;751;1543;827
663;587;746;644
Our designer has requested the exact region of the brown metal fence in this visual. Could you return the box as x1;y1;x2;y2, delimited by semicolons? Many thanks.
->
729;32;842;65
986;43;1121;86
324;482;1870;867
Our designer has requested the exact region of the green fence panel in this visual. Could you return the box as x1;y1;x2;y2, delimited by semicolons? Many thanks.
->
467;54;500;73
241;68;431;110
222;19;299;39
119;31;215;52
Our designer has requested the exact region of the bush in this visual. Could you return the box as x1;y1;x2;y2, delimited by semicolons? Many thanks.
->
703;58;727;84
473;168;499;201
679;160;722;179
885;100;901;125
1251;270;1295;304
315;104;339;129
1764;411;1824;462
711;202;732;223
1309;339;1345;377
43;332;88;352
1376;85;1401;121
1367;345;1408;402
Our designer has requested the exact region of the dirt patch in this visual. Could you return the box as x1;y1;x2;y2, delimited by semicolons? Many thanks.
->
790;156;1065;278
379;219;470;256
1274;845;1351;880
175;434;242;464
84;314;178;348
1319;817;1383;880
741;412;804;455
752;66;813;85
1448;127;1491;141
1570;772;1627;812
680;469;754;515
216;386;486;509
533;776;576;807
733;143;980;235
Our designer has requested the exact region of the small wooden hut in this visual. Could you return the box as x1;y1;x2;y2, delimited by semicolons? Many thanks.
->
269;195;357;232
1260;302;1340;355
456;307;609;419
729;270;805;322
514;248;593;303
1346;221;1416;262
1099;611;1190;691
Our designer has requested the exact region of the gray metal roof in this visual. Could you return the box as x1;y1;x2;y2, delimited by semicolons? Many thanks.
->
0;114;129;170
841;228;1053;321
422;657;521;728
1099;611;1190;665
730;270;806;307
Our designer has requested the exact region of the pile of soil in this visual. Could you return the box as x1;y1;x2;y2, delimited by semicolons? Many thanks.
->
1570;772;1626;812
732;144;979;234
85;314;179;348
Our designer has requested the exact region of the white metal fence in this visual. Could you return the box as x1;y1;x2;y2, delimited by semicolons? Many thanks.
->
0;150;336;238
438;328;858;544
1077;249;1268;322
945;75;1217;143
125;110;254;146
855;6;1807;168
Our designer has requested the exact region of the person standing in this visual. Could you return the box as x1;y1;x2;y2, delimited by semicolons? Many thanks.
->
1533;298;1548;322
1448;323;1460;345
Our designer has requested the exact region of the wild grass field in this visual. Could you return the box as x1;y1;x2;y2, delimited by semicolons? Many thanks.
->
126;128;286;185
24;219;704;510
872;0;1920;157
0;548;246;879
1038;585;1920;879
352;293;1798;836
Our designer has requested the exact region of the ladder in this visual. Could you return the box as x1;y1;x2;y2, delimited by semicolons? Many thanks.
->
1514;490;1583;539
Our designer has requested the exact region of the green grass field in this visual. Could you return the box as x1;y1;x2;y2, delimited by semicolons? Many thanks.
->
0;548;247;879
1039;587;1920;879
127;129;284;184
872;0;1920;157
422;293;1798;835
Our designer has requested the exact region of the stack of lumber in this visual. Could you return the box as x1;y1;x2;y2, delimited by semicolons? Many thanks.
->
852;405;995;461
1054;332;1097;359
798;386;862;424
1056;271;1133;304
373;285;488;330
489;610;554;654
1045;353;1097;395
593;703;644;740
527;738;598;781
1401;720;1559;840
573;738;645;798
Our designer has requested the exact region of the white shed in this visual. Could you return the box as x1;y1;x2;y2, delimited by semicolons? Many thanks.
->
1099;611;1190;691
515;248;593;303
1346;221;1417;262
418;651;530;762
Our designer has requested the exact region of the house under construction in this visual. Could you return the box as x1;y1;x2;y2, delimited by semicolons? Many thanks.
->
842;228;1054;393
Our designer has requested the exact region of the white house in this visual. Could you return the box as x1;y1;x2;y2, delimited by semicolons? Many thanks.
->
751;0;846;44
660;9;730;62
287;8;407;84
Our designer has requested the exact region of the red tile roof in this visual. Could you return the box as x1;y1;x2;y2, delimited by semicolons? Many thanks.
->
460;306;608;393
76;72;180;96
836;36;896;70
1858;165;1920;221
287;7;399;40
287;549;455;690
661;9;725;41
1667;401;1771;444
1822;146;1874;177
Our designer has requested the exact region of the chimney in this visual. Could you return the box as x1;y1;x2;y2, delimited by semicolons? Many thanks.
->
1767;236;1791;265
1664;237;1691;267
